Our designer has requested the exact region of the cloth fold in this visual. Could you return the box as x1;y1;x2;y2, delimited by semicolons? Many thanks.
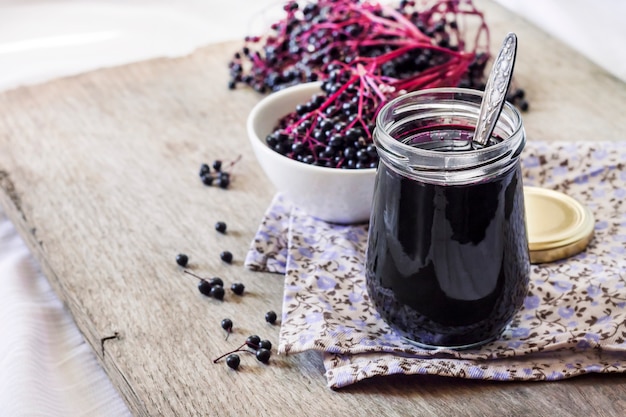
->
245;141;626;389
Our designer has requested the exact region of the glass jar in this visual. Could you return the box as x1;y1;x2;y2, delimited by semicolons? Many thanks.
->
366;88;530;349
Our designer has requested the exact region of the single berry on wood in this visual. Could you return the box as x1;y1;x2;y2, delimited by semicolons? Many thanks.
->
184;270;220;298
221;318;233;332
213;160;223;171
176;254;188;267
217;176;230;189
209;277;224;287
265;310;278;324
199;163;210;177
220;251;233;264
258;339;272;351
221;318;233;340
210;285;225;300
201;174;214;186
255;348;271;364
215;221;227;234
226;354;240;370
245;335;261;349
231;282;245;295
198;280;212;296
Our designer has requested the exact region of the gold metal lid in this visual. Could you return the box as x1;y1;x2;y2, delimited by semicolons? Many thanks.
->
524;186;595;264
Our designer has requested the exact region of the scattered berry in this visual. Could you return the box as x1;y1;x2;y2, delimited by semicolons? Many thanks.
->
220;251;233;264
201;174;214;186
255;348;271;364
265;310;278;324
215;221;227;234
209;277;224;287
210;285;225;300
518;99;529;112
231;282;245;295
199;163;211;177
221;318;233;340
184;270;223;299
245;335;261;349
226;354;240;370
176;254;188;267
198;157;240;189
198;280;212;296
221;318;233;332
506;87;529;112
213;336;274;369
258;339;272;350
217;176;230;189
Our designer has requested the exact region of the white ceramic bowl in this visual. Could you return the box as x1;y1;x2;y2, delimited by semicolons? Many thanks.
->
247;82;376;224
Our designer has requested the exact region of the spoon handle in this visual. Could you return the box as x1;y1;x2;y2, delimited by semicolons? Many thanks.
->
473;32;518;146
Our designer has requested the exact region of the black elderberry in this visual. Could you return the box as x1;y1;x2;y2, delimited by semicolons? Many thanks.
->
212;160;223;171
210;285;225;300
255;348;271;364
245;335;261;349
221;318;233;332
258;339;272;350
209;277;224;287
221;318;234;340
215;221;227;234
201;174;214;186
199;163;210;177
343;146;356;159
220;251;233;264
518;99;529;112
265;310;278;324
226;354;240;370
217;176;230;189
185;270;220;297
291;142;305;154
296;103;309;115
356;149;369;161
176;254;188;267
231;282;245;295
198;280;212;296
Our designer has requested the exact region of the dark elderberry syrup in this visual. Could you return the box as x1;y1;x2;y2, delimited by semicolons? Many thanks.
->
367;90;530;349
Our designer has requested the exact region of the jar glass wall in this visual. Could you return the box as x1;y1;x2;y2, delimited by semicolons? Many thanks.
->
366;88;530;349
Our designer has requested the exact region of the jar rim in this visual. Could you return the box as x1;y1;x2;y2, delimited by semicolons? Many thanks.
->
373;87;526;185
375;87;523;156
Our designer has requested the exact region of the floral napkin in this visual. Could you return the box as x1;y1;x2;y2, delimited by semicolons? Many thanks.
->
245;141;626;389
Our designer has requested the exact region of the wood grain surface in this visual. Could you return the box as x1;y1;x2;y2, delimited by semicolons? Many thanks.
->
1;1;625;416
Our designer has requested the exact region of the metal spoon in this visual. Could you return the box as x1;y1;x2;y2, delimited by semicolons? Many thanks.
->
473;32;518;146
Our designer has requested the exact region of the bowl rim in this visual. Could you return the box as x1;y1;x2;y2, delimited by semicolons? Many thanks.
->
246;81;377;176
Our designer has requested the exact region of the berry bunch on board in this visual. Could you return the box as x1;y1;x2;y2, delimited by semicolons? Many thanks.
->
228;0;525;169
213;334;274;370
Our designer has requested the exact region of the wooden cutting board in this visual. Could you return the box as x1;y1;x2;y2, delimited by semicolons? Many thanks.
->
1;1;625;416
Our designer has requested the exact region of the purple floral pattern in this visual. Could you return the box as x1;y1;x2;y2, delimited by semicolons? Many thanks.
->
244;141;626;389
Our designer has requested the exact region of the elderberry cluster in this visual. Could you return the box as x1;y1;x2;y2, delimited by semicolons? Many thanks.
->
182;270;245;301
267;67;378;169
176;221;244;300
228;0;488;93
214;335;273;370
199;160;231;189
